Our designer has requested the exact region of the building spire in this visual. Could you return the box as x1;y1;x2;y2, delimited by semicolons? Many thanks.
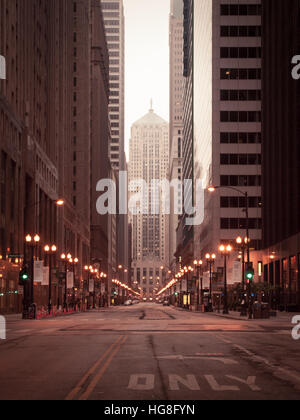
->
150;98;153;112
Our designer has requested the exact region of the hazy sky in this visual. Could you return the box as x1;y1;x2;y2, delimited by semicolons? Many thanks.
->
123;0;170;158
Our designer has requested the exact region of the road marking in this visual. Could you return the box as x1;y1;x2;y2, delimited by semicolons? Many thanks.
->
65;335;124;400
79;335;128;400
128;374;155;391
127;375;261;392
204;375;239;392
233;344;300;390
169;375;201;391
157;355;238;365
226;375;261;391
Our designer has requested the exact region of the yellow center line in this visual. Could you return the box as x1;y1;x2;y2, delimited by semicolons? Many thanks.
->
65;335;124;401
78;335;128;401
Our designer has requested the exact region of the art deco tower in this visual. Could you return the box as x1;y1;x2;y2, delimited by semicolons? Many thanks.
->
129;106;169;297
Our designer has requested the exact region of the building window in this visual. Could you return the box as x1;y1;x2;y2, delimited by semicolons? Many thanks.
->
220;90;261;101
220;26;261;37
220;47;261;59
220;4;262;16
221;68;261;80
220;111;261;123
220;154;261;165
220;132;261;144
220;175;261;187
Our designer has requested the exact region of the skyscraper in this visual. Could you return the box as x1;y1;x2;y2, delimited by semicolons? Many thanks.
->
169;0;184;273
176;0;194;266
180;1;262;277
0;0;111;313
101;0;128;284
101;0;125;171
129;106;169;297
261;0;300;308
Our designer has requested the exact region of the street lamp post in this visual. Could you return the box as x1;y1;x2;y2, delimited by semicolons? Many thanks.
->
61;253;71;311
236;236;250;316
219;244;232;315
193;260;203;309
205;253;216;312
44;244;57;315
84;265;91;309
69;257;79;309
24;234;40;318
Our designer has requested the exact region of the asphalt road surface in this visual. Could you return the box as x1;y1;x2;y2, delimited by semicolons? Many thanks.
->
0;304;300;400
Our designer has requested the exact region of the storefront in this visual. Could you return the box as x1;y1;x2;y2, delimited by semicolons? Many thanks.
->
0;259;23;315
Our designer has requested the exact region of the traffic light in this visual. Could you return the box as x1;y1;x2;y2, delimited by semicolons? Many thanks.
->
245;262;254;283
19;265;30;286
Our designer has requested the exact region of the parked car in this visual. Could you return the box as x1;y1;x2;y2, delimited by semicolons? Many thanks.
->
163;300;170;306
124;300;133;306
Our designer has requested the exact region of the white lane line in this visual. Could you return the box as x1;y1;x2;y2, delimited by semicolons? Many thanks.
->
233;344;300;390
157;355;238;365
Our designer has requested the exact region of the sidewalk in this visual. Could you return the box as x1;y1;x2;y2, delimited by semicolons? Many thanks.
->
171;305;299;322
210;310;299;322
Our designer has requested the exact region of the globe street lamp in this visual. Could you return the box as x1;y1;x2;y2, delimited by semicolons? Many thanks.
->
219;244;232;315
236;236;250;316
44;244;57;315
194;260;204;307
24;234;41;318
205;253;216;312
61;253;70;311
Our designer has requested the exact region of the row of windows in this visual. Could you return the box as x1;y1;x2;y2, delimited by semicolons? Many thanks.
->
220;175;261;187
220;47;261;59
221;26;261;38
105;20;119;26
220;154;261;165
221;218;262;230
221;68;261;80
220;132;261;144
221;196;262;209
220;111;261;123
220;4;262;16
102;2;119;10
220;90;261;101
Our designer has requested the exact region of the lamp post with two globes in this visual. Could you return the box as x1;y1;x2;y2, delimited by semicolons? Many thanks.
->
219;244;233;315
44;244;57;315
194;260;204;308
205;253;216;312
23;234;41;318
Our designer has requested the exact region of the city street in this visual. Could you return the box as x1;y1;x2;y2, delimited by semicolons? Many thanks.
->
0;304;299;400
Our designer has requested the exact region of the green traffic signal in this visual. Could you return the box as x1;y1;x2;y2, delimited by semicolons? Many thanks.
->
245;262;254;282
246;272;254;280
19;266;30;285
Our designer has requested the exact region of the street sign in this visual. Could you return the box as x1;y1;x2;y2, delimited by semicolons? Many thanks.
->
34;261;44;283
42;267;49;286
67;272;74;289
89;279;94;293
8;254;23;259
